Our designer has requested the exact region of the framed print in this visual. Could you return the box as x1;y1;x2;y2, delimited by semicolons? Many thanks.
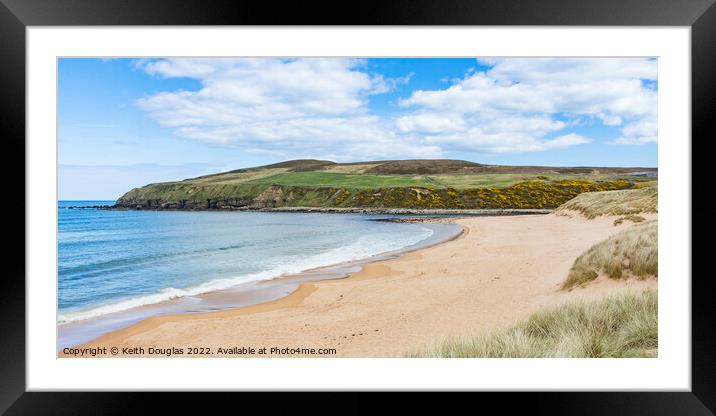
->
2;0;714;413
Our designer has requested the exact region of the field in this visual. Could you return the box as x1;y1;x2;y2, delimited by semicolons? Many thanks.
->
241;171;439;188
187;163;655;190
240;171;653;189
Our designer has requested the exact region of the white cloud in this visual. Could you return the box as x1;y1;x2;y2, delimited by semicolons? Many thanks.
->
138;58;378;120
477;57;657;84
423;130;591;154
371;71;415;94
396;113;465;134
135;58;656;161
598;113;623;126
399;58;657;152
136;58;430;160
545;133;593;149
611;120;658;145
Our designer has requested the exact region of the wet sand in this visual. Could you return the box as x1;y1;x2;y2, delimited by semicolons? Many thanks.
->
66;213;656;358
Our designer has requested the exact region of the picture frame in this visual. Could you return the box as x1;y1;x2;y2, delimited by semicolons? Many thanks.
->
2;0;712;413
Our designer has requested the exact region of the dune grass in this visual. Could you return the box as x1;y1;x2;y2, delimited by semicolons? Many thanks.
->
562;221;657;289
409;289;657;358
613;214;646;226
556;186;657;219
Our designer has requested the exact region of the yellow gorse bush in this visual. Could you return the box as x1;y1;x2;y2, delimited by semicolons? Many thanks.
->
336;179;633;209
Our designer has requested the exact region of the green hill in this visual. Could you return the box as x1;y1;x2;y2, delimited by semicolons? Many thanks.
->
113;159;657;211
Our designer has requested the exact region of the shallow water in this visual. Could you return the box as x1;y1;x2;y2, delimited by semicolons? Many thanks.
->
57;201;461;349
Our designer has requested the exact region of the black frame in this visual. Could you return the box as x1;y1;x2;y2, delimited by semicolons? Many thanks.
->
1;0;713;414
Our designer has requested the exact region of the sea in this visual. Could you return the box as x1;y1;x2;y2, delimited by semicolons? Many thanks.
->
57;200;462;349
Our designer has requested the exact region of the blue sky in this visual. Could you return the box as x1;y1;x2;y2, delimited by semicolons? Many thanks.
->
59;58;657;199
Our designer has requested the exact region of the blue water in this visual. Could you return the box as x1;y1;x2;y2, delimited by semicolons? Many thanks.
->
58;201;451;325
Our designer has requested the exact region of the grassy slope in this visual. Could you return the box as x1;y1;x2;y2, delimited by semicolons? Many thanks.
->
558;186;659;289
200;170;653;190
242;171;439;188
563;221;658;289
116;159;656;209
189;167;291;185
556;186;658;219
410;290;657;358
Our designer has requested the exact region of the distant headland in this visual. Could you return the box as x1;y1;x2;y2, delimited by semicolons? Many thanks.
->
111;159;657;211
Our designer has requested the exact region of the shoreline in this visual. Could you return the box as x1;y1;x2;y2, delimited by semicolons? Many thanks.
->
88;205;554;215
67;219;468;354
65;212;656;358
58;219;464;350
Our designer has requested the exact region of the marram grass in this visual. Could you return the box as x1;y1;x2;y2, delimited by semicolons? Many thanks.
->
613;214;646;226
562;220;657;289
555;186;657;219
409;289;657;358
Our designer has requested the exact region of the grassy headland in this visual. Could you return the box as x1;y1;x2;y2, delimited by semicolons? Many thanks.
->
114;159;656;210
410;289;657;358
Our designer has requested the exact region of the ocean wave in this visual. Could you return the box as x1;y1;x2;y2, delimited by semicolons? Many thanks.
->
57;226;434;324
58;241;265;282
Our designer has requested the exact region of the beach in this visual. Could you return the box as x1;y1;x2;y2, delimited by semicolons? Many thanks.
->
68;212;656;357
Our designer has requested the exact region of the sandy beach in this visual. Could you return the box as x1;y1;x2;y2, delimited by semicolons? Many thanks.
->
69;212;656;357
